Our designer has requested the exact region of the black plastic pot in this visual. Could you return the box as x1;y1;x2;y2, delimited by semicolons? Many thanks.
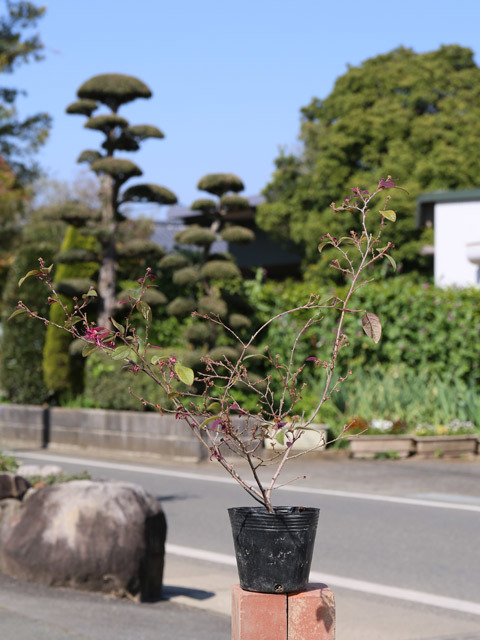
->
228;505;319;594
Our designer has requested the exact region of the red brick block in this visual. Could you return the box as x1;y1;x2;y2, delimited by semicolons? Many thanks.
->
232;584;287;640
287;583;336;639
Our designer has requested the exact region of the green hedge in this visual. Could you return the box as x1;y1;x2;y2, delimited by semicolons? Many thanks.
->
81;352;168;411
1;242;57;404
242;275;480;424
249;276;480;383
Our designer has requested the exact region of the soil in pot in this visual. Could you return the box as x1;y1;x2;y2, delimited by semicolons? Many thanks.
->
228;506;319;594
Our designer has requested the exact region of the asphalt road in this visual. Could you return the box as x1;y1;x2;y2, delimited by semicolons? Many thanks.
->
5;449;480;639
14;450;480;601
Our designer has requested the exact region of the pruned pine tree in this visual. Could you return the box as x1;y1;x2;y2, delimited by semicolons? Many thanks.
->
66;73;177;328
161;173;255;367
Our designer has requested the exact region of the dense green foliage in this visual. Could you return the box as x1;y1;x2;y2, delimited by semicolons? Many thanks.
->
80;352;167;411
0;1;51;183
1;228;60;404
257;45;480;279
77;73;152;111
42;226;98;397
0;2;50;302
246;275;480;428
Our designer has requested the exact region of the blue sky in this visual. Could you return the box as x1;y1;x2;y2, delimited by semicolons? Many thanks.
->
12;0;480;213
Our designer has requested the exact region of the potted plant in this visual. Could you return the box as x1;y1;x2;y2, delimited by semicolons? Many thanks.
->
13;177;400;593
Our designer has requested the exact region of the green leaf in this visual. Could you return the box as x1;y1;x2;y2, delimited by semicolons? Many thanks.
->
151;354;167;365
242;353;269;361
18;270;41;287
361;312;382;344
111;345;132;360
167;391;180;399
379;209;396;222
384;253;397;271
175;364;195;386
198;415;219;429
7;308;26;321
136;300;152;323
83;289;98;297
207;401;221;412
318;242;328;253
275;426;290;446
82;342;97;357
111;317;125;334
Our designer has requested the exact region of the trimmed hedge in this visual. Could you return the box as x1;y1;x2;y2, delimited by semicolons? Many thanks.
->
43;226;99;396
1;242;58;404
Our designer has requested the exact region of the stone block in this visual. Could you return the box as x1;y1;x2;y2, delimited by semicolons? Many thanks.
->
232;584;287;640
232;584;336;639
288;583;335;639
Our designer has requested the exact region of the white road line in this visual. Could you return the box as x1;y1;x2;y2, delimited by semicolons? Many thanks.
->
166;543;480;617
12;451;480;514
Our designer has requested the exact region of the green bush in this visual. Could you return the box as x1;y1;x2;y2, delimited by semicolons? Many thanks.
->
243;275;480;425
249;276;480;384
1;235;61;404
81;352;169;411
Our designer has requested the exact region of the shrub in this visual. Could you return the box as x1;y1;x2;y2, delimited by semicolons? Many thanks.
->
82;352;169;411
1;242;57;404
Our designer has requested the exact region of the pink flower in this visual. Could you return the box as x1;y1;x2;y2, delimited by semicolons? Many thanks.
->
84;326;115;349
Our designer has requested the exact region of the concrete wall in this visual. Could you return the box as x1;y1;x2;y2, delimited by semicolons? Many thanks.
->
0;404;206;462
0;404;45;448
434;201;480;287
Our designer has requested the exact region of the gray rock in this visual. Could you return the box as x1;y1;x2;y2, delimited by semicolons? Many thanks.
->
0;473;31;500
16;464;63;478
0;480;166;601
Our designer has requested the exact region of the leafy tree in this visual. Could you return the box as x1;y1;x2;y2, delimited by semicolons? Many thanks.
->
0;1;51;183
0;2;50;302
66;73;177;327
161;173;255;367
257;45;480;279
0;155;24;297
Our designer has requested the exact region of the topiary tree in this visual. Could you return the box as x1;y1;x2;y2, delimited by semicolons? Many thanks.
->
161;173;255;363
42;223;99;397
66;73;177;328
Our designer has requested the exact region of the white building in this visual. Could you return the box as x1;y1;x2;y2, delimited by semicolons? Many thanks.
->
417;190;480;287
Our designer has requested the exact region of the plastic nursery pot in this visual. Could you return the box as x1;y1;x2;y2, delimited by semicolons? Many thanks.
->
228;506;319;594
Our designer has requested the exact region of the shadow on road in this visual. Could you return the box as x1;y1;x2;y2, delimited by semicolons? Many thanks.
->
162;584;216;601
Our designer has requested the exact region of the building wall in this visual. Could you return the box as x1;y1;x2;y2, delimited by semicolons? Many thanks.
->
434;201;480;287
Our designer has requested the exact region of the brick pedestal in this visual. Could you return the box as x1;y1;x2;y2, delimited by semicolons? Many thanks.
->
232;583;335;640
